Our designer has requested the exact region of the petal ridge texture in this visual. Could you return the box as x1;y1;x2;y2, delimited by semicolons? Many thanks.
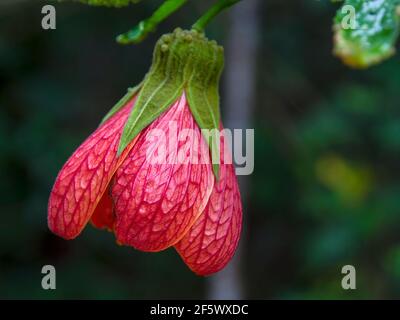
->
48;99;136;239
112;94;214;252
175;130;242;276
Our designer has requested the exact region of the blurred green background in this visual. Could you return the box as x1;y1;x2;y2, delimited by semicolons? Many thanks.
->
1;0;400;299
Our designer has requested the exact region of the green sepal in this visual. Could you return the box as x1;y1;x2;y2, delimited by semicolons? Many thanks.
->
100;82;143;125
59;0;142;7
118;29;224;179
333;0;400;68
185;37;224;180
117;32;189;156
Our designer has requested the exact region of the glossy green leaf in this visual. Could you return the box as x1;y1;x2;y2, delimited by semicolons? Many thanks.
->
334;0;400;68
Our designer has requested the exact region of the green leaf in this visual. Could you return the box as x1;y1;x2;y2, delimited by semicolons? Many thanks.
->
333;0;400;68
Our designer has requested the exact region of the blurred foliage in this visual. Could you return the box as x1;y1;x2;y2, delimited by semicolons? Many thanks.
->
61;0;142;7
1;0;400;299
334;0;400;68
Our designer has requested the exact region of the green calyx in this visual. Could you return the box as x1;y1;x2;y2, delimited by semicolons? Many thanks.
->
117;28;224;179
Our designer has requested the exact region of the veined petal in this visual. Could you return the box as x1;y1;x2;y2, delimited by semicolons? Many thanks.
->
175;131;242;276
112;93;214;252
48;98;136;239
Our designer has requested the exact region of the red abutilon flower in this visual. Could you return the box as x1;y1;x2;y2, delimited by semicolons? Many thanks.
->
48;28;243;276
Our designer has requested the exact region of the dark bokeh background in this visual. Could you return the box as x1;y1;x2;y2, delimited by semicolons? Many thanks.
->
1;0;400;299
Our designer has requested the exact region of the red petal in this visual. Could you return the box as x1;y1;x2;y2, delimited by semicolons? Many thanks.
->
90;189;115;231
48;98;136;239
174;131;242;276
112;94;214;252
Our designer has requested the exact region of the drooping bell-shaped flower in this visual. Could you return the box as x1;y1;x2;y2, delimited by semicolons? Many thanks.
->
174;129;242;275
48;28;242;275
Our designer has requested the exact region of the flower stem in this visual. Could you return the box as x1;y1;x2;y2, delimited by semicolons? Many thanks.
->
117;0;187;45
192;0;242;32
